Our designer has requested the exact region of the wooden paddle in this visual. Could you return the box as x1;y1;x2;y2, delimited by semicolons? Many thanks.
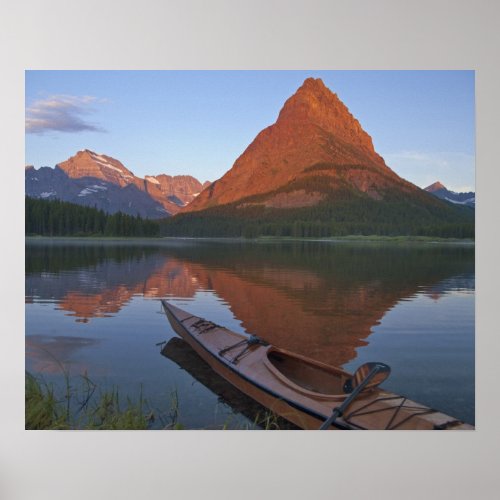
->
319;362;391;430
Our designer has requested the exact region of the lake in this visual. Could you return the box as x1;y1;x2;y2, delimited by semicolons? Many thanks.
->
25;238;475;428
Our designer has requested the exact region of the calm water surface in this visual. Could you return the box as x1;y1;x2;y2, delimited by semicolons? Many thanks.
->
25;238;475;428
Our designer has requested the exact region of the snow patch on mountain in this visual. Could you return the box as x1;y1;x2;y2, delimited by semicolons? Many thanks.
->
89;153;133;179
94;159;128;175
78;188;97;197
78;185;109;197
91;153;109;163
145;176;160;185
445;196;475;205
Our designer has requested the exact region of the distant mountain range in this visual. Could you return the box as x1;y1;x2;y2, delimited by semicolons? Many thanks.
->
25;150;210;219
424;181;475;208
165;78;474;238
25;78;474;238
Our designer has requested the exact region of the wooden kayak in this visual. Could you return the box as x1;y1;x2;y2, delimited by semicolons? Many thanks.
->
161;300;473;430
161;336;300;429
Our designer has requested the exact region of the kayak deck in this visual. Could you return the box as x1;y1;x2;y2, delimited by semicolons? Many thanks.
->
161;300;473;430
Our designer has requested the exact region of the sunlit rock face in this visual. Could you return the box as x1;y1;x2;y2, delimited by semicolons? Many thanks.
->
183;78;421;213
57;150;136;187
144;174;208;210
26;149;210;217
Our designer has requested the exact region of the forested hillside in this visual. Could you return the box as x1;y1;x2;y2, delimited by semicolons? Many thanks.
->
25;197;160;237
161;180;475;239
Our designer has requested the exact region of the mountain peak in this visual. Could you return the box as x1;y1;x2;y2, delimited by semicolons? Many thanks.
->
299;77;328;92
183;78;393;212
57;150;135;186
275;78;376;155
425;181;475;208
425;181;446;192
75;149;100;159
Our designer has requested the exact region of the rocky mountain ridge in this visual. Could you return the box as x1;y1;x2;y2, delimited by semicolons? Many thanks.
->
25;150;210;218
425;181;475;208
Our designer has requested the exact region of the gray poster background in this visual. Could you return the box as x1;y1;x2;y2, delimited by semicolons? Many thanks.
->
1;1;498;499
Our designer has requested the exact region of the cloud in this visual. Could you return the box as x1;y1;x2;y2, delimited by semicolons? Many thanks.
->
384;150;475;193
26;95;106;134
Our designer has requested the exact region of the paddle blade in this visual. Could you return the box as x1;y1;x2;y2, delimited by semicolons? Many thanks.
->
343;362;391;393
321;362;391;429
353;362;390;389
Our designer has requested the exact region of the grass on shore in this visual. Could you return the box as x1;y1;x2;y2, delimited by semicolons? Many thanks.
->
25;372;150;430
25;372;288;430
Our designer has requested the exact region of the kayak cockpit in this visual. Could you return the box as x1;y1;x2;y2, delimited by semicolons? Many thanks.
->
264;348;353;401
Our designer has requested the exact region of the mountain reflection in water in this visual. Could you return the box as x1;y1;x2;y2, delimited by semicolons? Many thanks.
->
25;238;475;426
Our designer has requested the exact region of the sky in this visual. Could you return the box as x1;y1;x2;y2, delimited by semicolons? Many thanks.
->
25;70;475;192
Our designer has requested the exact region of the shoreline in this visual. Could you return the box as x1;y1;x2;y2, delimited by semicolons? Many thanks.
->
25;234;475;245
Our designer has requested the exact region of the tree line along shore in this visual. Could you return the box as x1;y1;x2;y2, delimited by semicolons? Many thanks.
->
25;196;474;240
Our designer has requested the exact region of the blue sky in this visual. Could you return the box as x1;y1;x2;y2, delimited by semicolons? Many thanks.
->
25;70;475;192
